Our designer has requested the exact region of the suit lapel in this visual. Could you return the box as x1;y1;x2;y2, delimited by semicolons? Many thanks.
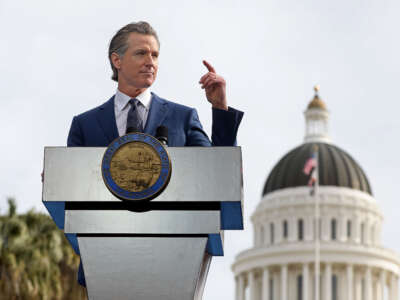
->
144;93;169;136
96;96;119;143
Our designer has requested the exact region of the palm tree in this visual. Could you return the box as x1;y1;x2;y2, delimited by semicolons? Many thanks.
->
0;198;87;300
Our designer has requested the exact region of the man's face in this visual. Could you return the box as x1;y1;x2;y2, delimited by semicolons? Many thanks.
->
113;33;159;89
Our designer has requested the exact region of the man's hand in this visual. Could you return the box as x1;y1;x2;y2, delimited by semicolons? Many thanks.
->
199;60;228;111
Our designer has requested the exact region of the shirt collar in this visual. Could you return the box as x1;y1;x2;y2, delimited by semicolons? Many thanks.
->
115;88;152;112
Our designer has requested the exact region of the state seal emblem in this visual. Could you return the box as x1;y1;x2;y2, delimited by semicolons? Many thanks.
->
101;133;172;201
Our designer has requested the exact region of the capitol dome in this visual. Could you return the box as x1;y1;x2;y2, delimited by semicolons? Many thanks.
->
263;142;372;196
232;86;400;300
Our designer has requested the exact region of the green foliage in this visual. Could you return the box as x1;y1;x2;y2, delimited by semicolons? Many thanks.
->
7;198;16;217
0;198;87;300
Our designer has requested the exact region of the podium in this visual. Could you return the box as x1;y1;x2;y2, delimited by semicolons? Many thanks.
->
42;146;243;300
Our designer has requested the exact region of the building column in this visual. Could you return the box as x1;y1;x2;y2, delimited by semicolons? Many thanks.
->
389;273;393;300
354;216;360;244
276;218;283;244
289;217;296;242
262;267;269;300
237;273;245;300
379;270;386;300
347;264;353;300
365;220;371;245
322;217;329;241
249;270;256;300
235;275;239;300
370;223;376;245
360;222;365;245
354;272;361;300
281;264;288;300
303;263;309;300
254;225;259;246
266;222;271;246
348;217;354;243
339;216;347;242
325;263;332;300
257;225;263;246
304;216;311;241
390;273;398;300
365;267;372;300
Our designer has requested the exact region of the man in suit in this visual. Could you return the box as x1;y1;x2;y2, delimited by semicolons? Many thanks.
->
66;21;243;287
67;21;243;147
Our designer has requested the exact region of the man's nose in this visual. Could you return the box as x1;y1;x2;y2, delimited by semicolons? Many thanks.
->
144;54;155;67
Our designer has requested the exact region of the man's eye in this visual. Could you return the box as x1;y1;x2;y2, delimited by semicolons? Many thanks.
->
152;53;159;58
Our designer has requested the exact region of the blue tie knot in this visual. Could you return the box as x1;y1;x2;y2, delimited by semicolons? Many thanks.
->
129;98;140;108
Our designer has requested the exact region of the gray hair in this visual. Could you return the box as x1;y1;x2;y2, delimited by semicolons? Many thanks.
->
108;21;160;82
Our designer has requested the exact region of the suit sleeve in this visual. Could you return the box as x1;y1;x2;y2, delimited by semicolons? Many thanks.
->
211;107;244;146
186;106;244;147
67;116;84;147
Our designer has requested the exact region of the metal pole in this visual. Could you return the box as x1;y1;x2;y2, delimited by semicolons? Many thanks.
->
314;147;320;300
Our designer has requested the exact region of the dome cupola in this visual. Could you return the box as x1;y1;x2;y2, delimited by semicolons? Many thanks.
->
304;85;330;143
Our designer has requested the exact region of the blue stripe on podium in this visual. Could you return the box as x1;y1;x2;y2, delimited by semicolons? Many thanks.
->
206;234;223;256
43;201;65;229
220;202;243;230
65;233;80;255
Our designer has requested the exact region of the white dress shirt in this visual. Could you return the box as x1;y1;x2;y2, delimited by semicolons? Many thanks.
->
114;88;152;136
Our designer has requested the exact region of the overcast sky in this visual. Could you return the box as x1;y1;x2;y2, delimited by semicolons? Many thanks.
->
1;0;400;298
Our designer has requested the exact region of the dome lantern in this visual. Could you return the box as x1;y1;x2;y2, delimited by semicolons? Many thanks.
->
304;85;331;143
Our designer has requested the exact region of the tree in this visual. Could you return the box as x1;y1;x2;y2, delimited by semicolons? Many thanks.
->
0;198;87;300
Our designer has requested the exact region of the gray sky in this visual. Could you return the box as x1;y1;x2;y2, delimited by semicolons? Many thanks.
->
1;0;400;298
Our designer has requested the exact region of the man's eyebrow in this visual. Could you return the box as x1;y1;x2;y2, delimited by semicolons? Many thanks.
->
134;47;156;52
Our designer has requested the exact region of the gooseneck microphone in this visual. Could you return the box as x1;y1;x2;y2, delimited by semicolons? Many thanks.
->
155;126;168;146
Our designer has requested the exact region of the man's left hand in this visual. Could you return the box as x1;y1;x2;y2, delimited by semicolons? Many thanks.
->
199;60;228;111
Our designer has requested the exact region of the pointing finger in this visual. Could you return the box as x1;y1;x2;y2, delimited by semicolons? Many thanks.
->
203;60;216;73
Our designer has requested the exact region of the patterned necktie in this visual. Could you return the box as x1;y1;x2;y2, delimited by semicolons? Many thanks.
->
126;98;144;133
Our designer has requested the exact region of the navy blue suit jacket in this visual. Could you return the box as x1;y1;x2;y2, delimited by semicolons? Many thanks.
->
68;93;243;147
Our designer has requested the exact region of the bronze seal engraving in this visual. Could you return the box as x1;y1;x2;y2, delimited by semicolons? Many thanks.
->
102;133;172;201
110;141;161;192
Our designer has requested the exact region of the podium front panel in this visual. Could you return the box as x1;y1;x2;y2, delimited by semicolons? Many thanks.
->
43;147;242;203
79;236;208;300
65;210;220;234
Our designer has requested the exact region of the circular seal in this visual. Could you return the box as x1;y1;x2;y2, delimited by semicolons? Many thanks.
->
101;133;171;201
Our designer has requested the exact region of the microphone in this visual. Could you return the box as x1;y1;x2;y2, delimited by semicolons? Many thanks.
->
155;126;168;146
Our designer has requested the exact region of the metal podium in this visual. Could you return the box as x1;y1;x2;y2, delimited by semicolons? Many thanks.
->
42;146;243;300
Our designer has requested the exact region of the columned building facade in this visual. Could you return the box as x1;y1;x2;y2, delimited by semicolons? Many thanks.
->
232;87;400;300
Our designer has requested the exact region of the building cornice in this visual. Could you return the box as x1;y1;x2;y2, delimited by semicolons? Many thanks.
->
232;242;400;275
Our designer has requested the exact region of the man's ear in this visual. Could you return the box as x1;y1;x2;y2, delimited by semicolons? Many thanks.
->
111;52;121;70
